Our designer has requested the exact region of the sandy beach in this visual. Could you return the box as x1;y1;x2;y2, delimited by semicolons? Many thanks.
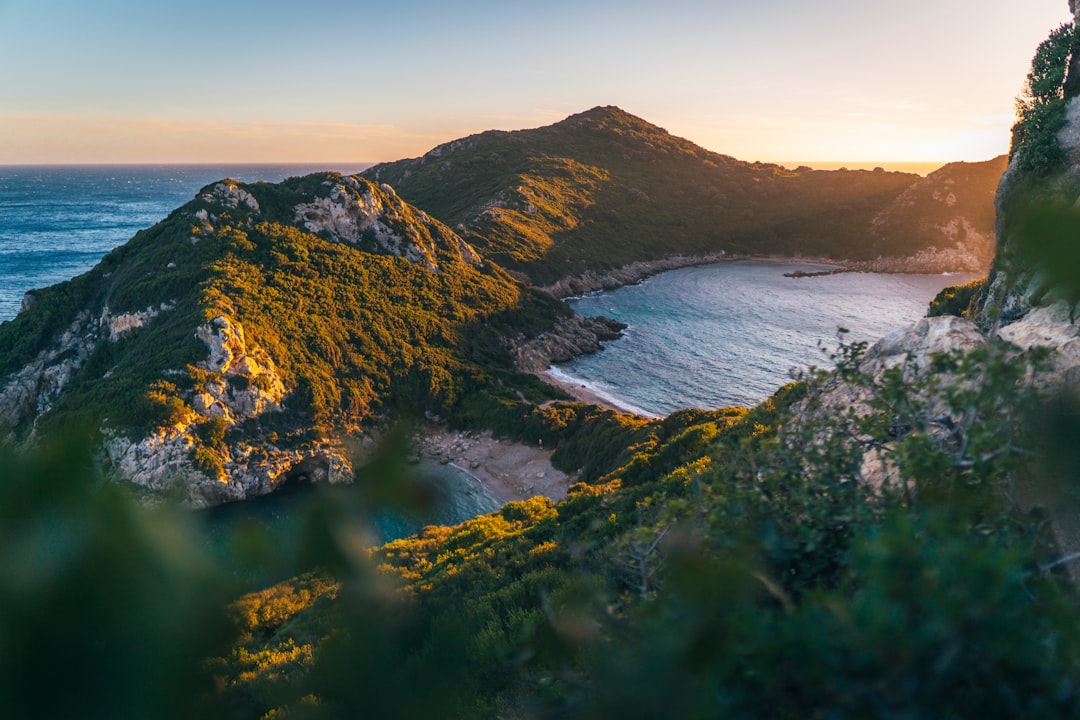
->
535;368;661;418
537;368;620;410
417;425;574;504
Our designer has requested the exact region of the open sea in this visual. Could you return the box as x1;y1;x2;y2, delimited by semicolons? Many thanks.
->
0;165;973;543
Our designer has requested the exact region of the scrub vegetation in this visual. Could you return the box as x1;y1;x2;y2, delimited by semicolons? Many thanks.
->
1011;22;1077;176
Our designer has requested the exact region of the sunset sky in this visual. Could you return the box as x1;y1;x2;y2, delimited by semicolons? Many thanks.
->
0;0;1072;166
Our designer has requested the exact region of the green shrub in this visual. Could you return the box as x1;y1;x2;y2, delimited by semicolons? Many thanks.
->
927;276;987;317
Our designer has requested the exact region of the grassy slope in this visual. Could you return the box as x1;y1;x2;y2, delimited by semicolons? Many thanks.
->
365;106;954;284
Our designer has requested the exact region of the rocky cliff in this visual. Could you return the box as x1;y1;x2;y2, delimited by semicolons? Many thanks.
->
976;11;1080;327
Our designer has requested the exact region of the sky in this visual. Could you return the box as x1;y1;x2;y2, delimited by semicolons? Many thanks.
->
0;0;1072;166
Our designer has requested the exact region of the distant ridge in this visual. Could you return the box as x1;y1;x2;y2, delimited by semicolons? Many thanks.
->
775;161;948;175
365;106;1004;285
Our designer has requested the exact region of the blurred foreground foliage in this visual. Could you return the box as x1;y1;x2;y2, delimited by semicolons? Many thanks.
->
0;438;230;720
203;331;1080;718
7;318;1080;718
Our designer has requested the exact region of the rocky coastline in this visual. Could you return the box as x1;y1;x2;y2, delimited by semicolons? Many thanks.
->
536;253;730;298
537;250;989;300
511;314;627;374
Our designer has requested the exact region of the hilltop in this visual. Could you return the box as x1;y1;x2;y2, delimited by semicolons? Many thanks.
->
365;106;1005;287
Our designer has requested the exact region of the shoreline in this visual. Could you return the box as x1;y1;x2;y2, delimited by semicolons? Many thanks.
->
537;367;660;418
416;425;574;505
536;253;987;300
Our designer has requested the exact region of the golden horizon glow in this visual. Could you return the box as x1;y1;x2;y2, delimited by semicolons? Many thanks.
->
0;1;1071;167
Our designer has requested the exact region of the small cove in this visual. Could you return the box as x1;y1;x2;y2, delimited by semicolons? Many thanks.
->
196;458;501;582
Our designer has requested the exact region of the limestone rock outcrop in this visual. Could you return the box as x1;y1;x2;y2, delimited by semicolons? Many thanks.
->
293;176;480;269
0;302;175;436
97;313;351;508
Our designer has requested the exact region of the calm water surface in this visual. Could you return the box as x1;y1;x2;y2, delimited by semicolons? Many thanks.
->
557;262;976;415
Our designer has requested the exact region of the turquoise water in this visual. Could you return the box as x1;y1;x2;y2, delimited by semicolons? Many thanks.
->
557;262;977;415
197;458;501;581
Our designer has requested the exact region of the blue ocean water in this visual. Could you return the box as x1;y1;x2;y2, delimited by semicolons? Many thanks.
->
0;164;371;322
557;262;977;416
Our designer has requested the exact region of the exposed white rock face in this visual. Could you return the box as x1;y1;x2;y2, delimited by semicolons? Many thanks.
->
101;428;215;501
806;316;986;420
107;302;174;342
98;314;352;506
293;176;480;269
863;316;987;374
202;181;260;213
0;302;176;435
997;301;1080;387
0;313;94;433
193;316;285;422
101;427;351;509
847;237;990;274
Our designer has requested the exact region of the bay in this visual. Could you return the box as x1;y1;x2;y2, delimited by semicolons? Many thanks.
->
557;261;977;416
1;167;977;552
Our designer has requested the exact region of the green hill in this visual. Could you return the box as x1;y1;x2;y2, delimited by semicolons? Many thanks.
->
0;173;568;505
365;106;1002;285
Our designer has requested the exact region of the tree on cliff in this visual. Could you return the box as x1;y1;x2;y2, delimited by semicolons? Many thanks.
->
1012;22;1076;174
